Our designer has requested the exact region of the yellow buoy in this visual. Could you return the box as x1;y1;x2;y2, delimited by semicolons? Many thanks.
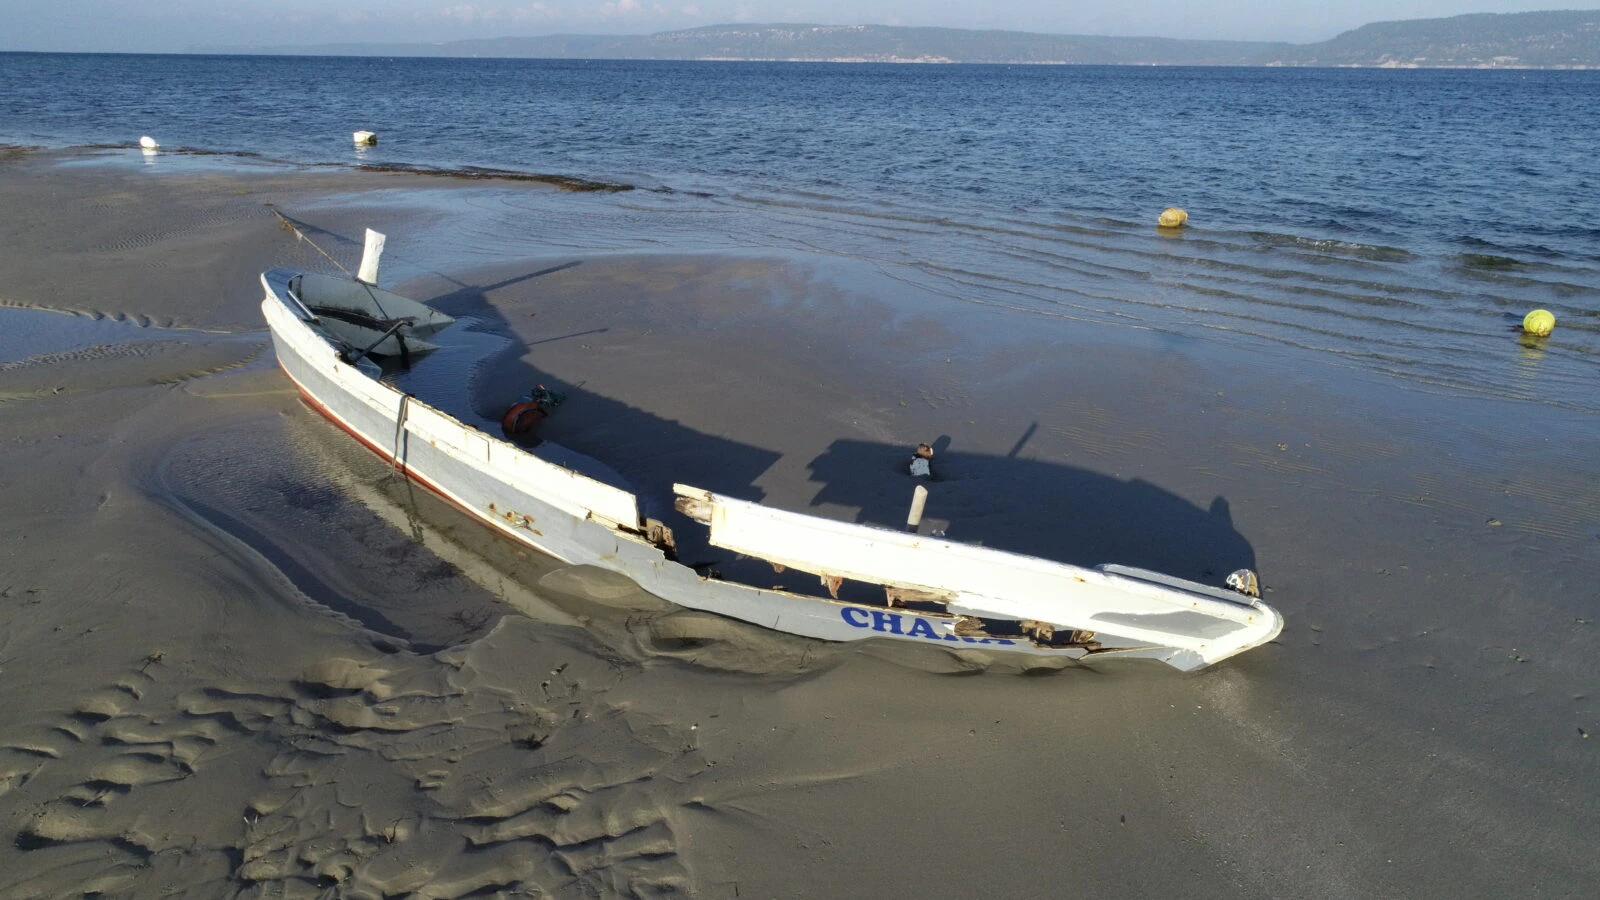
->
1158;207;1188;228
1522;309;1556;337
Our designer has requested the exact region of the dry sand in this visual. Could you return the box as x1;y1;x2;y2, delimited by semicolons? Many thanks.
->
1;149;1597;898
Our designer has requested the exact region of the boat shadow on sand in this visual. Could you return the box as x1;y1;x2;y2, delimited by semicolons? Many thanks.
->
412;263;1256;599
806;437;1254;583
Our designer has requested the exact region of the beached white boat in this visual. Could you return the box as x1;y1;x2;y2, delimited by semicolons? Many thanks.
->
260;265;1284;671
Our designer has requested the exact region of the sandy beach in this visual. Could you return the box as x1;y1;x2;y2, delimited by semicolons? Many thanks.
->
1;148;1597;898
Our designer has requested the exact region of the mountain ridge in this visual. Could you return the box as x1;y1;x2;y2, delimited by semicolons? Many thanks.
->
204;12;1600;69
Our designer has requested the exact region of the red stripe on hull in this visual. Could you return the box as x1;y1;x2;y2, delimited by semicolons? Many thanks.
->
277;361;498;534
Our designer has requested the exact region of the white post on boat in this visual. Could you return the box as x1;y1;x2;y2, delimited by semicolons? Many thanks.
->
357;228;386;285
905;484;929;534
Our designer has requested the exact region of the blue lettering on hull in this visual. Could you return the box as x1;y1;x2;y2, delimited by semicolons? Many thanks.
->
840;607;1017;645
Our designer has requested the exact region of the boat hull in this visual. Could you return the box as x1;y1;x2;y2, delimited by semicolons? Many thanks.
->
262;272;1283;670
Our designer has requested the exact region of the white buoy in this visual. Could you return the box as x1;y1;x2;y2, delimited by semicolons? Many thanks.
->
357;228;386;285
138;136;159;150
353;130;377;146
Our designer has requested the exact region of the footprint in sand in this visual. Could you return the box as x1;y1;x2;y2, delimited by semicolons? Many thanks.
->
4;625;704;898
3;662;188;896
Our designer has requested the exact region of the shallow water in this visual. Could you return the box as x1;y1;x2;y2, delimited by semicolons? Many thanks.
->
0;307;169;365
2;54;1597;410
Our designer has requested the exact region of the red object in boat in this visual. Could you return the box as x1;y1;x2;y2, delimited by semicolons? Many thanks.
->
501;401;548;435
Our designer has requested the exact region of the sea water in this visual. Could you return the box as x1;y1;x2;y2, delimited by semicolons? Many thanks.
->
2;53;1596;410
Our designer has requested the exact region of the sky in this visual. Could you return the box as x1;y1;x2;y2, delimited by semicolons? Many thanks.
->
4;1;1599;53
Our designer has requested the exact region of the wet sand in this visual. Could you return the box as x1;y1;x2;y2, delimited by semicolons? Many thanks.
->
1;149;1597;898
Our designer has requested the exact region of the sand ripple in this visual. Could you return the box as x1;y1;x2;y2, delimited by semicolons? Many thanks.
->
5;617;701;898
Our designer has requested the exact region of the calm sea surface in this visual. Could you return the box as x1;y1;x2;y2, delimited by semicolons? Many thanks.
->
3;53;1597;410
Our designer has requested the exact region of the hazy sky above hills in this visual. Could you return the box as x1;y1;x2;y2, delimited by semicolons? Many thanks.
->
4;1;1599;52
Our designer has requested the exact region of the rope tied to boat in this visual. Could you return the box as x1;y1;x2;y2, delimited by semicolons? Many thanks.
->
267;206;392;320
392;393;412;475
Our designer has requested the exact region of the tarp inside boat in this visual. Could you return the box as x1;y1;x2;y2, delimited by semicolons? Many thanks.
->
276;270;455;359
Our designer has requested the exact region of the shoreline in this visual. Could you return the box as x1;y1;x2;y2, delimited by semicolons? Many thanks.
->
10;144;1598;415
0;156;1596;897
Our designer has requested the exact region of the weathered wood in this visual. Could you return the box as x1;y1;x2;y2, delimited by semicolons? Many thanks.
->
673;489;713;524
884;585;954;607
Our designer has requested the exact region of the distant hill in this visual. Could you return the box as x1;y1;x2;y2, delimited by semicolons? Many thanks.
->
1270;10;1600;67
234;24;1284;65
212;12;1600;68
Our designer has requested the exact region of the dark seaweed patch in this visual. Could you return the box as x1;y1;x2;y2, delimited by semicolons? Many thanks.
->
1460;253;1525;270
352;162;634;192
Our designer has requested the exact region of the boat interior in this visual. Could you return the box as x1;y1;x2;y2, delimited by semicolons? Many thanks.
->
286;271;456;362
